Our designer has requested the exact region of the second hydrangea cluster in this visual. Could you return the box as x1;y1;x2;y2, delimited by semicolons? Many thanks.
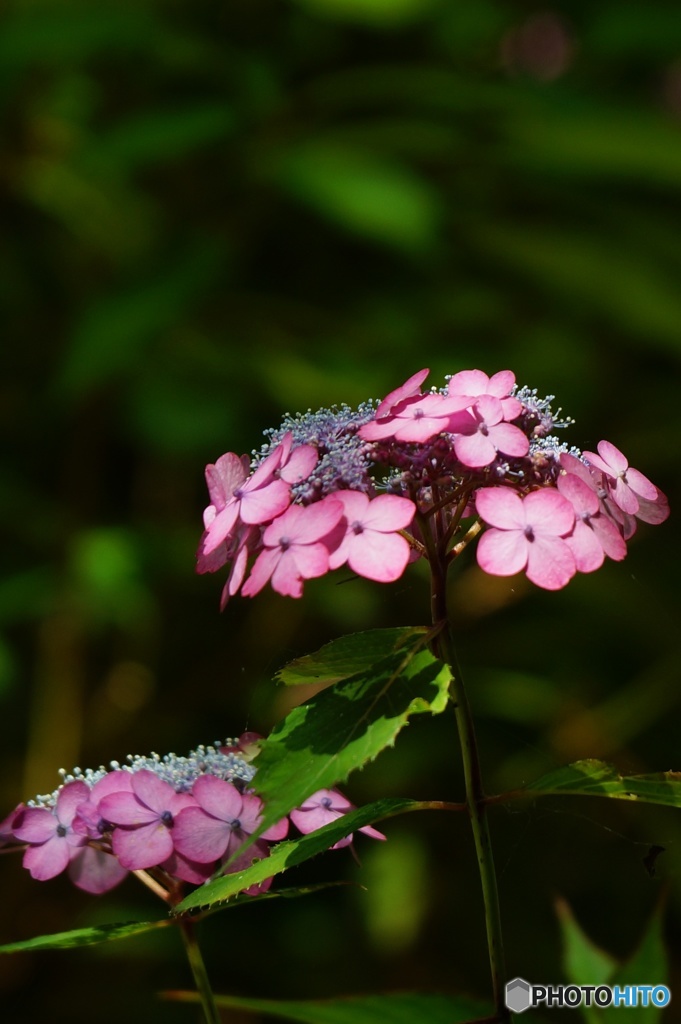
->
1;737;383;898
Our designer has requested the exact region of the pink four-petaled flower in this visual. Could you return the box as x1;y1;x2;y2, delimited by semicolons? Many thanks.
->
201;444;291;556
582;441;660;516
449;396;529;468
242;497;344;598
475;487;576;590
327;492;415;582
13;781;89;881
172;775;288;864
556;471;626;572
290;788;386;849
447;368;521;420
99;770;196;871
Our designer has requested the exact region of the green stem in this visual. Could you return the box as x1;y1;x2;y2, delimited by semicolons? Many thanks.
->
418;511;508;1022
179;918;222;1024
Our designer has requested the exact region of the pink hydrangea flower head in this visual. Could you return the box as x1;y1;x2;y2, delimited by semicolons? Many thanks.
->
241;496;344;598
14;781;90;881
290;788;385;850
172;775;287;865
99;770;196;871
582;441;660;516
450;396;529;469
475;486;576;590
327;491;415;582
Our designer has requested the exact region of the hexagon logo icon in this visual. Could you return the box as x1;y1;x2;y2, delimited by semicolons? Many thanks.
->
505;977;532;1014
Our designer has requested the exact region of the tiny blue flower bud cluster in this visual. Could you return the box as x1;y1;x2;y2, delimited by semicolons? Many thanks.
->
27;741;256;808
256;403;378;501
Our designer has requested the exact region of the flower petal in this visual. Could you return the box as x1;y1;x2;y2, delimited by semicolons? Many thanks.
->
525;536;576;590
112;821;174;870
173;806;231;863
476;528;528;577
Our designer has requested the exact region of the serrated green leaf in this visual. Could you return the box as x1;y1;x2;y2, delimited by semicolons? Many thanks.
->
276;627;429;685
254;647;450;837
0;883;348;955
524;760;681;808
0;919;174;954
175;797;421;912
166;990;489;1024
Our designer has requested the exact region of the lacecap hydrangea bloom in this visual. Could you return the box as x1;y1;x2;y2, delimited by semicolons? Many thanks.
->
2;737;382;897
198;369;668;599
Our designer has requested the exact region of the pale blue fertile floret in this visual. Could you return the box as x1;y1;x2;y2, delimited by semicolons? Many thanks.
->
256;402;377;500
28;741;255;808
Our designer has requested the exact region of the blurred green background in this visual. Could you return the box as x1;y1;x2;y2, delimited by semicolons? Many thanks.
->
1;0;681;1020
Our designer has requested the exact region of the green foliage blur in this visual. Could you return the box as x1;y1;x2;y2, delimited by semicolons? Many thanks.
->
1;0;680;1020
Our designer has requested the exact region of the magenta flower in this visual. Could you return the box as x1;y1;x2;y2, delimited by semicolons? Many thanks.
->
290;789;386;849
475;487;576;590
556;472;626;572
277;433;319;485
447;368;521;420
360;392;469;444
373;367;430;420
241;496;344;598
327;491;415;582
582;441;661;516
67;847;129;894
99;770;196;871
13;782;89;881
450;396;529;469
172;775;288;864
201;444;291;556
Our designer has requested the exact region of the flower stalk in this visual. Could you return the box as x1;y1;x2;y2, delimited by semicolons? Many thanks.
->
179;918;222;1024
420;508;508;1022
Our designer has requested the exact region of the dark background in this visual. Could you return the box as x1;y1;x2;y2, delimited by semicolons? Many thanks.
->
1;1;680;1021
